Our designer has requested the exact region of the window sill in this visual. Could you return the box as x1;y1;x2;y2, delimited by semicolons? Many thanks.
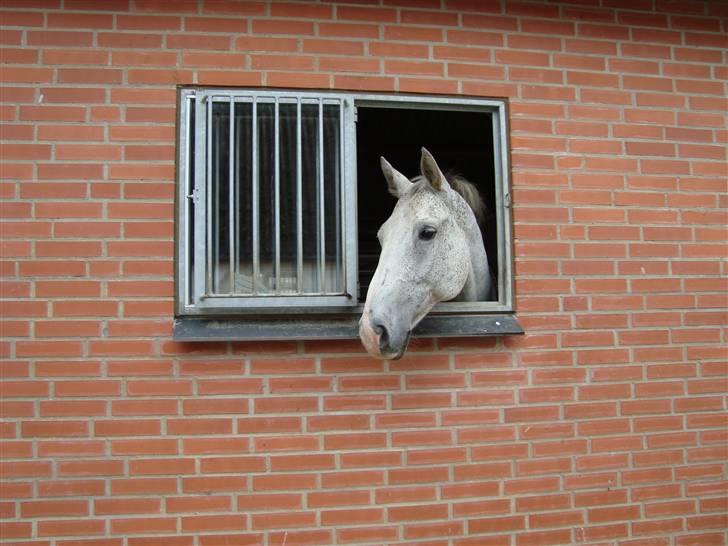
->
173;314;523;342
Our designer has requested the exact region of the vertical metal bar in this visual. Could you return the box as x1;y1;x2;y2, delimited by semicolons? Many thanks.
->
193;95;207;306
177;92;190;312
342;97;359;304
252;98;259;295
206;98;214;295
228;97;235;295
274;98;281;294
296;98;303;294
234;103;241;292
498;103;513;309
317;98;325;293
335;100;343;292
493;108;503;306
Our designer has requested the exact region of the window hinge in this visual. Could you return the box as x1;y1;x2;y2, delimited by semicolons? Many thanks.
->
354;106;358;123
504;192;511;208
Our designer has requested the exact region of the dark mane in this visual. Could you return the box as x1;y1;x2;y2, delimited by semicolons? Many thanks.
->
445;172;486;226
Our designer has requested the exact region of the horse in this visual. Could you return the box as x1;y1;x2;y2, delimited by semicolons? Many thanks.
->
359;147;491;360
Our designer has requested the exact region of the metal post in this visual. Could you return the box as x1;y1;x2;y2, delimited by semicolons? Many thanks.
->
206;98;214;295
251;98;259;295
233;102;241;293
193;95;207;305
274;98;281;294
317;99;325;293
296;99;303;294
335;101;343;292
179;93;191;308
228;97;235;294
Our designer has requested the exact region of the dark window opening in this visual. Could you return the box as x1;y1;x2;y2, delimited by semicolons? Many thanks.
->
356;106;498;303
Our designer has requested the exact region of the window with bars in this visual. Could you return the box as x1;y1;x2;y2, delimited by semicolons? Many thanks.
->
175;89;521;340
178;90;356;313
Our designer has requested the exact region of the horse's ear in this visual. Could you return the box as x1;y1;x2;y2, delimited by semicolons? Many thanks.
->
380;156;410;198
420;147;448;192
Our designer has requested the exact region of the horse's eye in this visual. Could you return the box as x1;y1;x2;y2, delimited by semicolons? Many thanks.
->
419;227;437;241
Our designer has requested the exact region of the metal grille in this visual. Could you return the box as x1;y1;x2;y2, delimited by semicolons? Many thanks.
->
180;89;357;312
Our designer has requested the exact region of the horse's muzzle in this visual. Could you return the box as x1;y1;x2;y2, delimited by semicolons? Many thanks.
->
359;313;410;360
374;322;410;360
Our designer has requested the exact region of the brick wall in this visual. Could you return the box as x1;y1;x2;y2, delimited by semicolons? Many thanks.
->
1;0;727;545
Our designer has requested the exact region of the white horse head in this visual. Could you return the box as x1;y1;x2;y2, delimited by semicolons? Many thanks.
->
359;147;491;360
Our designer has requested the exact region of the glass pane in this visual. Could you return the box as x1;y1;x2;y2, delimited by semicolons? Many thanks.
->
187;102;195;304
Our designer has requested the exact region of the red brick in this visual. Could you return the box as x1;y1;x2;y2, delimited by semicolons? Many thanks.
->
38;519;105;537
21;499;89;518
182;476;248;493
404;520;465;540
2;48;38;64
388;503;449;523
470;515;526;533
26;30;93;47
252;19;314;36
111;517;177;535
166;495;232;514
401;9;459;26
95;497;161;516
39;478;105;498
516;529;573;546
242;71;307;88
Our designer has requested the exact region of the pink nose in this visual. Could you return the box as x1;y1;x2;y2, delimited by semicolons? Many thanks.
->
359;314;383;359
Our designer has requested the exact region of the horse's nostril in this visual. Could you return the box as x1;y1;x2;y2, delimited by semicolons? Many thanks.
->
373;322;389;350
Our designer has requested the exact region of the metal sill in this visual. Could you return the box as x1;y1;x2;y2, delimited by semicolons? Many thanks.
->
173;314;523;342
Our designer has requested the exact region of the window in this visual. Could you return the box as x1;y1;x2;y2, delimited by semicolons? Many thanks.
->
175;89;521;340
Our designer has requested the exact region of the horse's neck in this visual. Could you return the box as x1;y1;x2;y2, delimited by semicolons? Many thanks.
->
456;222;491;302
459;252;490;301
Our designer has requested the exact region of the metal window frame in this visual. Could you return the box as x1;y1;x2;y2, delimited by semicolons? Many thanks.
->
177;88;357;315
175;88;519;339
352;93;514;314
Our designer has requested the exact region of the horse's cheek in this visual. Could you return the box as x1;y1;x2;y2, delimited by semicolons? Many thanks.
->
434;238;468;301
